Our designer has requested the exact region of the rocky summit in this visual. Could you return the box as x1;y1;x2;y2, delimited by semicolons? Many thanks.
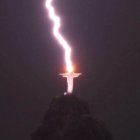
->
31;94;113;140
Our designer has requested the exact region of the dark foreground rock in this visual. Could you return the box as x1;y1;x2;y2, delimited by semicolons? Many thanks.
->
31;94;113;140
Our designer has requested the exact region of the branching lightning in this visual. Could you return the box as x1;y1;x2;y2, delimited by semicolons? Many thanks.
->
45;0;73;73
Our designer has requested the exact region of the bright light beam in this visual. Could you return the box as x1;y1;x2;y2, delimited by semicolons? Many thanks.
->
45;0;73;73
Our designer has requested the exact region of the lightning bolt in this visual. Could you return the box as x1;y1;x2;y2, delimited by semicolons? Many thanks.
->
45;0;73;73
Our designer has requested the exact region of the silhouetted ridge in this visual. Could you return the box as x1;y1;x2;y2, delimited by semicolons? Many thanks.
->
31;94;113;140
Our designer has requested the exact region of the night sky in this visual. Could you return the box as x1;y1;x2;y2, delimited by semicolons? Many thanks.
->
0;0;139;140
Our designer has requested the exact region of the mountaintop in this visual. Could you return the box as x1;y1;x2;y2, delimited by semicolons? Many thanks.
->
31;94;113;140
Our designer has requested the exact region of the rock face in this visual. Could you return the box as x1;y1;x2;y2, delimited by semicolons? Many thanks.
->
31;95;113;140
